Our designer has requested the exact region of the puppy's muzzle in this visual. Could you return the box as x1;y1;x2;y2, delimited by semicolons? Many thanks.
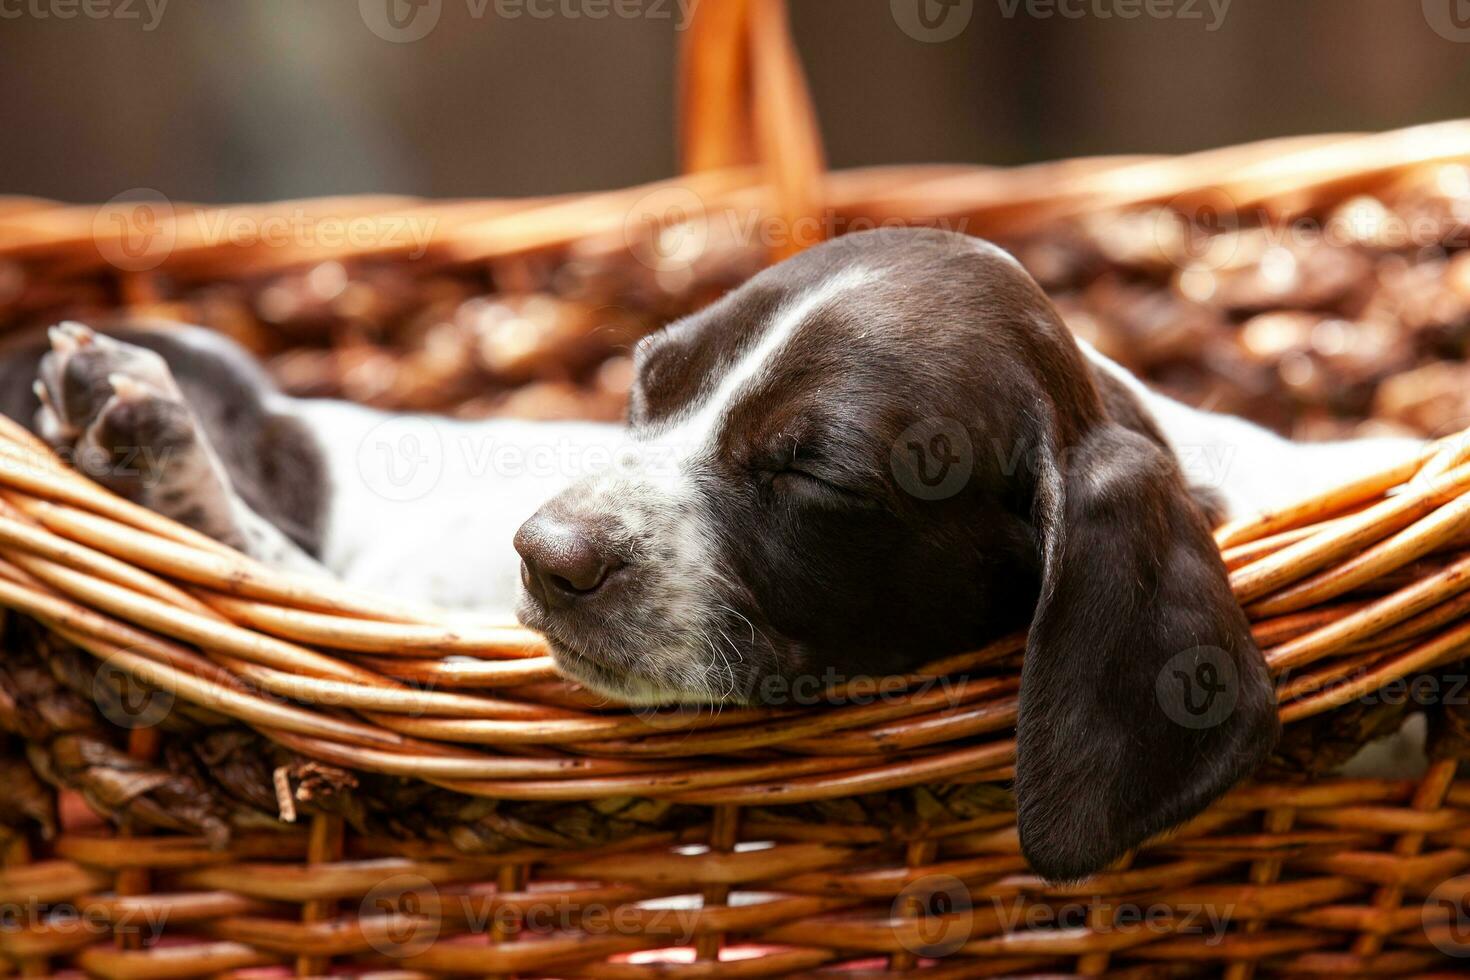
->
514;511;625;609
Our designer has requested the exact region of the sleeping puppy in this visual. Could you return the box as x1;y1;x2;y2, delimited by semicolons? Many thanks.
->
0;228;1423;880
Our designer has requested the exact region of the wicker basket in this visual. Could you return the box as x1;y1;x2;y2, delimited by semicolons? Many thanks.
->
4;3;1470;977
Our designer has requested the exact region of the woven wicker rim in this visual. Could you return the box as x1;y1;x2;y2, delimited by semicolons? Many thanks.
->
7;118;1470;275
0;401;1465;805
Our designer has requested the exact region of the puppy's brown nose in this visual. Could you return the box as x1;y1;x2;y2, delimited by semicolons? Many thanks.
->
514;513;622;607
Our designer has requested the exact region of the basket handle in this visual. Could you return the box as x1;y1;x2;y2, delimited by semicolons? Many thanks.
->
678;0;827;259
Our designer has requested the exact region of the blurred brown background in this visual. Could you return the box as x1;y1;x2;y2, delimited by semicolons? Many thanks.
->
1;0;1467;204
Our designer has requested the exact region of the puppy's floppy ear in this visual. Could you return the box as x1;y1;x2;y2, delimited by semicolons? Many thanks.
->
1016;423;1279;882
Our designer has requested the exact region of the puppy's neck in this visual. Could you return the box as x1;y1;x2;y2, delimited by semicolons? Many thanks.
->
1078;342;1423;522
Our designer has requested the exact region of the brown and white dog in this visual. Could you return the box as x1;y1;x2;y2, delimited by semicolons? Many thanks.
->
0;228;1424;881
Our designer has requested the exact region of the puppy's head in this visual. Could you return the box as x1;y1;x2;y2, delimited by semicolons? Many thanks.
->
516;227;1277;880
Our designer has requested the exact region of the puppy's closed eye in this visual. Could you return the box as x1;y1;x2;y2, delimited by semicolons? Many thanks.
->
763;465;877;509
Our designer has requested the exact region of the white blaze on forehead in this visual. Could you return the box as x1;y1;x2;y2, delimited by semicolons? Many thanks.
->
528;264;876;700
660;266;873;451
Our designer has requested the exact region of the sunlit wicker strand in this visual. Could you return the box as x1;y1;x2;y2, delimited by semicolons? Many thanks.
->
572;678;1007;759
1214;439;1443;550
7;488;473;624
1266;554;1470;673
1229;458;1470;602
196;591;547;657
1247;491;1470;616
347;653;562;688
1279;615;1470;723
0;503;220;616
45;624;416;752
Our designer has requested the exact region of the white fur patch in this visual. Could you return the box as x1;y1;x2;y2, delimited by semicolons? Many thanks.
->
658;267;874;447
539;266;876;700
278;267;873;698
291;397;627;618
1078;341;1422;520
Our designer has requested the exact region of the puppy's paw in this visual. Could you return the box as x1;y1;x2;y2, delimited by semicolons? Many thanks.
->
36;324;194;494
36;323;181;444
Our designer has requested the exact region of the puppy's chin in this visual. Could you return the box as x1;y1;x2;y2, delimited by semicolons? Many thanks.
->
517;587;750;707
547;640;721;706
